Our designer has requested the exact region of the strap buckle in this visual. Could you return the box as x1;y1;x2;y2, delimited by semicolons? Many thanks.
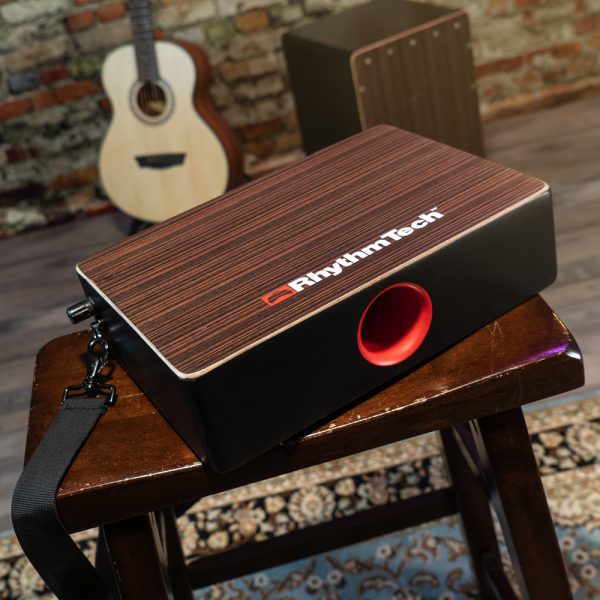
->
62;383;116;406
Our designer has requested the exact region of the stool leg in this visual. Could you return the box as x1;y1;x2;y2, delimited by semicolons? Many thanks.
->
472;407;572;600
159;508;194;600
103;510;192;600
94;528;121;599
440;427;517;600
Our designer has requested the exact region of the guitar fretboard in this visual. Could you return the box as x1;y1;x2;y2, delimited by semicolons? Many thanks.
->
129;0;159;81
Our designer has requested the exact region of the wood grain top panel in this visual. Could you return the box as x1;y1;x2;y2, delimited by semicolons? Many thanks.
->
78;125;547;377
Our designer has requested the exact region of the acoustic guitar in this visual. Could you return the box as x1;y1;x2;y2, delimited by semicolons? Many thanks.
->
99;0;242;223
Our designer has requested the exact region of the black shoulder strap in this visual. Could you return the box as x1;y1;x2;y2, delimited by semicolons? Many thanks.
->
11;396;115;600
11;323;117;600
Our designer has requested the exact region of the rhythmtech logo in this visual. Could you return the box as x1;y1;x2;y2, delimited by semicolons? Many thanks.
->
261;208;444;307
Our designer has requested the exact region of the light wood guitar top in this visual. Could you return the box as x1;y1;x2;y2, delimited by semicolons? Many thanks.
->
99;41;230;223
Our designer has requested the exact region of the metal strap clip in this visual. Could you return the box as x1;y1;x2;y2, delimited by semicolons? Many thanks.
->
62;321;116;406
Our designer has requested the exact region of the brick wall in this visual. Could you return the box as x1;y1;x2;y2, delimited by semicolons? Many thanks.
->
0;0;599;237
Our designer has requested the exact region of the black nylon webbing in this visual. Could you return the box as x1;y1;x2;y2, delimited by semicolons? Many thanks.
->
11;396;114;600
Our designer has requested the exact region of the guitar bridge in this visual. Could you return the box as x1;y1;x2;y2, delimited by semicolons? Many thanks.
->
135;153;186;169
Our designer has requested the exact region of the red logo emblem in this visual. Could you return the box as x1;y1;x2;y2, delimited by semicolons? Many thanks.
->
261;285;297;307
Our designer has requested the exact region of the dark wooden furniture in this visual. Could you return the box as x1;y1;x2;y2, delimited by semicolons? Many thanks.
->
283;0;484;155
25;296;583;599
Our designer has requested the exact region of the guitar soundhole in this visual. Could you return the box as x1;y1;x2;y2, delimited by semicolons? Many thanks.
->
137;82;167;118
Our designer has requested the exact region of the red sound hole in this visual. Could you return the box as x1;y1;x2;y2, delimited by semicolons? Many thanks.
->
357;283;433;366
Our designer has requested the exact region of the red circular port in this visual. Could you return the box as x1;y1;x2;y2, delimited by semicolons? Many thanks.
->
357;282;432;366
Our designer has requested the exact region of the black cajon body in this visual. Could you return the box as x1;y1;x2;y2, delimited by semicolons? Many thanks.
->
77;126;555;471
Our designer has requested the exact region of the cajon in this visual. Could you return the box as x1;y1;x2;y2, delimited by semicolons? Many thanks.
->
75;126;555;471
283;0;483;155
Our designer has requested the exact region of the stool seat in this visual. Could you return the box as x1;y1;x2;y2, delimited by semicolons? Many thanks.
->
24;295;584;599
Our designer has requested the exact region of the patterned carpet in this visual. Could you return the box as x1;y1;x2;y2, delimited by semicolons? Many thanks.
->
2;395;599;599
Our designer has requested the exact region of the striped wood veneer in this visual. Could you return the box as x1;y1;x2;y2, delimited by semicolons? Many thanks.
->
77;126;547;377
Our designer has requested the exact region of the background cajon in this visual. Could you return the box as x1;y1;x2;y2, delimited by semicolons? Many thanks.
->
284;0;484;155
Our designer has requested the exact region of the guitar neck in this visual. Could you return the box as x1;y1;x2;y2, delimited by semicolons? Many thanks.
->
129;0;159;81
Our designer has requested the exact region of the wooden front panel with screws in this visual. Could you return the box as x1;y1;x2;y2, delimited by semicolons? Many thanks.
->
351;12;483;156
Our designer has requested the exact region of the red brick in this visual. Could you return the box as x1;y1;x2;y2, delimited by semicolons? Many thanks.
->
514;0;538;5
551;42;581;58
485;0;509;13
0;98;33;122
275;130;301;153
52;80;98;102
34;90;56;110
66;11;96;32
40;65;70;84
50;166;99;191
5;146;38;163
543;65;568;85
589;33;600;48
520;9;534;25
34;80;99;109
284;112;298;129
576;15;598;34
220;62;249;82
515;68;541;87
98;97;112;114
235;10;270;33
481;83;505;100
475;56;523;79
97;2;126;22
235;117;285;142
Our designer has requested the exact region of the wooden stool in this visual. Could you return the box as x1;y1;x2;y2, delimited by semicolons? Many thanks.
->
24;296;584;600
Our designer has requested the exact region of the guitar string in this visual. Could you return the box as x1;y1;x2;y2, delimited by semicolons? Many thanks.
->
132;0;201;216
139;1;173;165
134;0;159;157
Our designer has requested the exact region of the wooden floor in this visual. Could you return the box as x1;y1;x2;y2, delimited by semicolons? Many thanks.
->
1;96;599;532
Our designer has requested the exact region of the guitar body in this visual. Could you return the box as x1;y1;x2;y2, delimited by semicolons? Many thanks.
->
100;41;240;223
